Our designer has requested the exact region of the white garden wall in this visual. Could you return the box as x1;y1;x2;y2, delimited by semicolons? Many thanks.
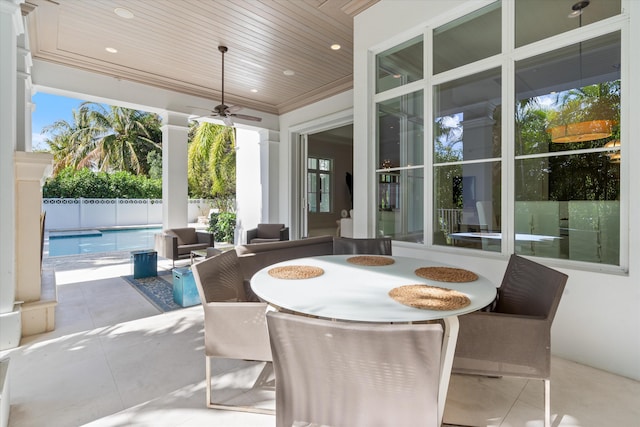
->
42;198;212;230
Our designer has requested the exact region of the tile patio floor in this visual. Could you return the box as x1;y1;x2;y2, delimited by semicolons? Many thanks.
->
2;251;638;427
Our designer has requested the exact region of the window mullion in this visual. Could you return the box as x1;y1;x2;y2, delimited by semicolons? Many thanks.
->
425;26;434;247
503;0;515;256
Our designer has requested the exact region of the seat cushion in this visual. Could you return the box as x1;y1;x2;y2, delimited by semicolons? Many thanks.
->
177;242;210;256
166;228;197;245
257;223;284;239
250;237;280;244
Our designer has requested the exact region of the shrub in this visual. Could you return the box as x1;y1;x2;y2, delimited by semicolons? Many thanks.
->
43;167;162;199
208;211;236;243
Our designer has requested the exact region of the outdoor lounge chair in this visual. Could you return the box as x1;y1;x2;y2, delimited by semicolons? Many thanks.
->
154;227;214;267
452;254;568;427
245;223;289;244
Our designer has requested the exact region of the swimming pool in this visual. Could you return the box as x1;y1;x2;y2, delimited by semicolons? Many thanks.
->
47;227;162;257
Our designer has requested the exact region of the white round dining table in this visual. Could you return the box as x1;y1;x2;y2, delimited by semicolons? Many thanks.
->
250;254;497;426
250;254;496;323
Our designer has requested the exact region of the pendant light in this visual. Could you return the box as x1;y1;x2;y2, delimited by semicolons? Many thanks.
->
548;1;614;143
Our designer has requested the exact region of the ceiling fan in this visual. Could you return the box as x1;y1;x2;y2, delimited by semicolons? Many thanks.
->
197;46;262;126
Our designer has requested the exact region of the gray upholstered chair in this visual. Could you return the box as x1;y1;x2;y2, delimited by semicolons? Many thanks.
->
245;223;289;243
266;311;443;427
154;227;214;266
191;250;274;414
452;254;568;427
332;236;392;255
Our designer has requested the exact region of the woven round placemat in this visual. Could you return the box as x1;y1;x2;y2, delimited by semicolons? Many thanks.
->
414;266;478;282
346;256;395;266
389;284;471;311
268;265;324;280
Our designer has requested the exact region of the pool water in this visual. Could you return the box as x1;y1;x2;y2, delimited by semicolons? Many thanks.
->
47;227;162;257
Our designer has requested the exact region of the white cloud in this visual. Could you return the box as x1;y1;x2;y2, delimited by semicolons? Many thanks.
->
31;133;50;151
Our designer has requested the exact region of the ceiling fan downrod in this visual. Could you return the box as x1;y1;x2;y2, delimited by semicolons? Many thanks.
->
218;45;228;109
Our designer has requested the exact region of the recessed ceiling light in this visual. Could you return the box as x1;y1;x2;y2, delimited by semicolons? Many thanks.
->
283;69;295;76
393;74;402;78
105;47;118;53
331;44;341;50
250;89;258;93
114;7;134;19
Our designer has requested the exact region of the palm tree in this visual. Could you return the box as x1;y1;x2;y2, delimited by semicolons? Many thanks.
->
187;121;236;201
42;104;102;175
83;103;162;175
43;102;162;176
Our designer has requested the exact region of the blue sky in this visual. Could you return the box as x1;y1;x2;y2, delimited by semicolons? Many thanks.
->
32;92;88;151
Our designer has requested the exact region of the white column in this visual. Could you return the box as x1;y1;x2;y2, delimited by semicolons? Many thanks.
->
161;112;189;229
262;129;280;222
0;0;24;349
235;128;262;243
16;27;32;152
14;152;52;303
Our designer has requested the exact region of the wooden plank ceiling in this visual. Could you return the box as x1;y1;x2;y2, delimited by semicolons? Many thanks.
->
25;0;379;115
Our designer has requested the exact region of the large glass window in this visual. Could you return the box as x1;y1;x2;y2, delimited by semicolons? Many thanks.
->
376;90;424;243
433;1;501;74
515;33;621;264
376;36;423;93
377;168;424;243
372;1;624;268
433;68;502;251
515;0;621;48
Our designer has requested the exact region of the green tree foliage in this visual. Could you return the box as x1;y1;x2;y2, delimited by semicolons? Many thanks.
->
516;81;620;202
188;122;236;198
207;211;236;243
147;151;163;180
82;103;162;175
42;103;162;177
43;167;162;199
43;105;101;175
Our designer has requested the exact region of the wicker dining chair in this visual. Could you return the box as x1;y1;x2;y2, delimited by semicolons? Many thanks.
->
452;254;568;427
266;311;443;427
332;236;392;255
192;250;274;414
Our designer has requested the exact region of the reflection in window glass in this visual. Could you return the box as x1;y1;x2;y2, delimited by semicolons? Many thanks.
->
515;33;620;265
515;33;621;156
433;67;502;251
433;1;501;74
433;162;501;251
515;0;620;48
376;36;423;93
515;154;619;264
377;168;423;243
377;91;424;169
434;68;501;163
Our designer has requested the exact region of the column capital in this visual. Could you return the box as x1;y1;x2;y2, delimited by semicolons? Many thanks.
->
160;111;190;129
0;0;25;35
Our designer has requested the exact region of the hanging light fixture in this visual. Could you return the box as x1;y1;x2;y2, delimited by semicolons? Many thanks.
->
548;119;614;143
604;139;621;163
548;1;614;143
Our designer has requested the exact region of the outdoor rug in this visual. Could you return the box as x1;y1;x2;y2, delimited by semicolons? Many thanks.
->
122;271;194;312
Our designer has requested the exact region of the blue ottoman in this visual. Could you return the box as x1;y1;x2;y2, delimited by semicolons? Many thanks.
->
172;267;200;307
131;250;157;279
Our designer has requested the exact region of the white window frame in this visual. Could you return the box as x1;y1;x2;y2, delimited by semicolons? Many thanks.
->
369;0;629;273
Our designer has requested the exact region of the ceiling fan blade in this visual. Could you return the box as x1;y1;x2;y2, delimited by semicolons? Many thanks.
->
231;113;262;122
222;116;234;127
